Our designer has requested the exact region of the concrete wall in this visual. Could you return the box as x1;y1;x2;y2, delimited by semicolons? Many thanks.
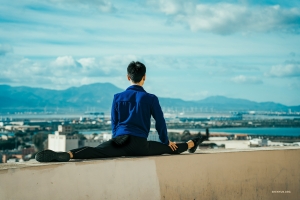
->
0;147;299;200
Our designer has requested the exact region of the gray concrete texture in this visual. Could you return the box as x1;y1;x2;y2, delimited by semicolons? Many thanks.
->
0;147;300;200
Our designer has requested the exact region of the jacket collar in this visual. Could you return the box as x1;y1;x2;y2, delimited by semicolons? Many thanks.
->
126;85;146;92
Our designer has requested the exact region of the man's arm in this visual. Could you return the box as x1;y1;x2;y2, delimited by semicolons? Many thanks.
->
151;96;169;145
111;95;118;137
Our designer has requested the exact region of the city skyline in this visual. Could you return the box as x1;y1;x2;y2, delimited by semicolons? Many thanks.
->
0;0;300;105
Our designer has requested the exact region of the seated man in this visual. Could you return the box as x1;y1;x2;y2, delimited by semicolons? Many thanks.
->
35;61;209;162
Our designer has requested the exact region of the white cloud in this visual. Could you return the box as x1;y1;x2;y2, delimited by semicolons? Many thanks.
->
0;54;137;88
78;57;97;68
268;61;300;77
231;75;263;84
148;0;300;34
53;56;80;68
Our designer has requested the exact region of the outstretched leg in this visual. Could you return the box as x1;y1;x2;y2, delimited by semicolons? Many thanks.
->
69;140;127;159
147;141;188;156
36;140;127;162
147;128;210;155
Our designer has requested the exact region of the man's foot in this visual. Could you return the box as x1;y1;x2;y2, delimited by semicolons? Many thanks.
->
35;149;70;162
188;136;203;153
188;128;210;153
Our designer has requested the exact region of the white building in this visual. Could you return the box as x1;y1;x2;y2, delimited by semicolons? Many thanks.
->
48;130;112;151
102;133;112;141
94;133;112;141
249;138;262;147
225;141;249;149
48;132;67;152
48;131;79;152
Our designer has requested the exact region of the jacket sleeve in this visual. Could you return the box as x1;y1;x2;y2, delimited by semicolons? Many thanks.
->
151;96;169;145
111;95;118;137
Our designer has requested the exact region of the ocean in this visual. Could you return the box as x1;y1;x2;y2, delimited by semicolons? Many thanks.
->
72;127;300;136
198;127;300;137
1;128;299;137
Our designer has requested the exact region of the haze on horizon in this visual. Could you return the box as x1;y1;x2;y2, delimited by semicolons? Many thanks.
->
0;0;300;106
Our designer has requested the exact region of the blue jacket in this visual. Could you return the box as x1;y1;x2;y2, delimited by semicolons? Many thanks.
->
111;85;169;145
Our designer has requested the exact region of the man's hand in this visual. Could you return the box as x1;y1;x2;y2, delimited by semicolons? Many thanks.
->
169;140;178;151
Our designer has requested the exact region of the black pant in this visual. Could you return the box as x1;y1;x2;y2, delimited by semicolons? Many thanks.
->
70;135;188;159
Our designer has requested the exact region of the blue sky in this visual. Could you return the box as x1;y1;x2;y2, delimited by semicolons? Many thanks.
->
0;0;300;105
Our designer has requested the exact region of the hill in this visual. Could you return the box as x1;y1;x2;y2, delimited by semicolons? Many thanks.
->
0;83;299;113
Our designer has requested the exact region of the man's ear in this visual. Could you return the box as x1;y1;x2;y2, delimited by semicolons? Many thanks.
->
127;75;131;81
143;74;146;81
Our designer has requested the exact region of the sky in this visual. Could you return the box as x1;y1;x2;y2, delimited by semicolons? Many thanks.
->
0;0;300;105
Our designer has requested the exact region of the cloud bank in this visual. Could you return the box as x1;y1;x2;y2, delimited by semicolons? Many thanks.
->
0;54;137;89
148;0;300;34
267;60;300;77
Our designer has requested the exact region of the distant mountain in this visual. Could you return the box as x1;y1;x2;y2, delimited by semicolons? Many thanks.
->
0;83;122;113
194;96;291;111
158;96;298;112
0;83;299;113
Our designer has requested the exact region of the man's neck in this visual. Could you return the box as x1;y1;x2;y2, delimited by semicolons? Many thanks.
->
131;82;143;87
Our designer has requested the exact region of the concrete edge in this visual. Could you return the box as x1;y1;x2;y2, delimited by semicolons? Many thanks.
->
1;146;299;171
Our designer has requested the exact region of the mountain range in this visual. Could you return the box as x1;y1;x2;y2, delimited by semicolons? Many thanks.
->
0;83;299;113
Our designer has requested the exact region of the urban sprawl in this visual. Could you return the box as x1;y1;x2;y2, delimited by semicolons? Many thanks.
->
1;110;300;163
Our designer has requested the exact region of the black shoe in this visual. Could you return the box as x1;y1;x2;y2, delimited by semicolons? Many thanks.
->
188;129;210;153
188;136;203;153
35;150;70;162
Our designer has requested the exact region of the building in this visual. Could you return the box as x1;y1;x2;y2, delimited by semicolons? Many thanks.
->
234;134;248;140
101;133;112;141
224;141;249;149
4;125;40;132
83;139;103;147
48;129;112;151
10;121;25;126
48;131;79;152
57;125;73;135
250;138;262;147
261;138;269;146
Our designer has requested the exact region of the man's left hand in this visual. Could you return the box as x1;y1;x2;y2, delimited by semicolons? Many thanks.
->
169;141;178;151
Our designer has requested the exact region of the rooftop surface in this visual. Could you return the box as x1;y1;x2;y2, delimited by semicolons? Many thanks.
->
1;147;300;200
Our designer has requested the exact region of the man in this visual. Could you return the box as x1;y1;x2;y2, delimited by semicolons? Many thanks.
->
35;61;209;162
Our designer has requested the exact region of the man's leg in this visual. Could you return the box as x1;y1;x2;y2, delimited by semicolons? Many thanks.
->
36;140;128;162
69;140;127;159
146;134;209;156
147;141;188;155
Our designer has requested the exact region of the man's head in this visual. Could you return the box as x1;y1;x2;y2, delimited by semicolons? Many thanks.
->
127;61;146;85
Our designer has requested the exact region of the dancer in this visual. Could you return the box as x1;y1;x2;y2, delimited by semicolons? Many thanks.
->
36;61;209;162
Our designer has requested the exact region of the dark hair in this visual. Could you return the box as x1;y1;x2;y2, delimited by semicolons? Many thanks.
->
127;61;146;83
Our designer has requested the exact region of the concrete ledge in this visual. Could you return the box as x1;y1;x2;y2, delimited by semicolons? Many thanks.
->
1;147;300;200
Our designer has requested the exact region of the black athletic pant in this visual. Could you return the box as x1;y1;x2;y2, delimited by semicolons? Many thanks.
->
70;135;188;159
